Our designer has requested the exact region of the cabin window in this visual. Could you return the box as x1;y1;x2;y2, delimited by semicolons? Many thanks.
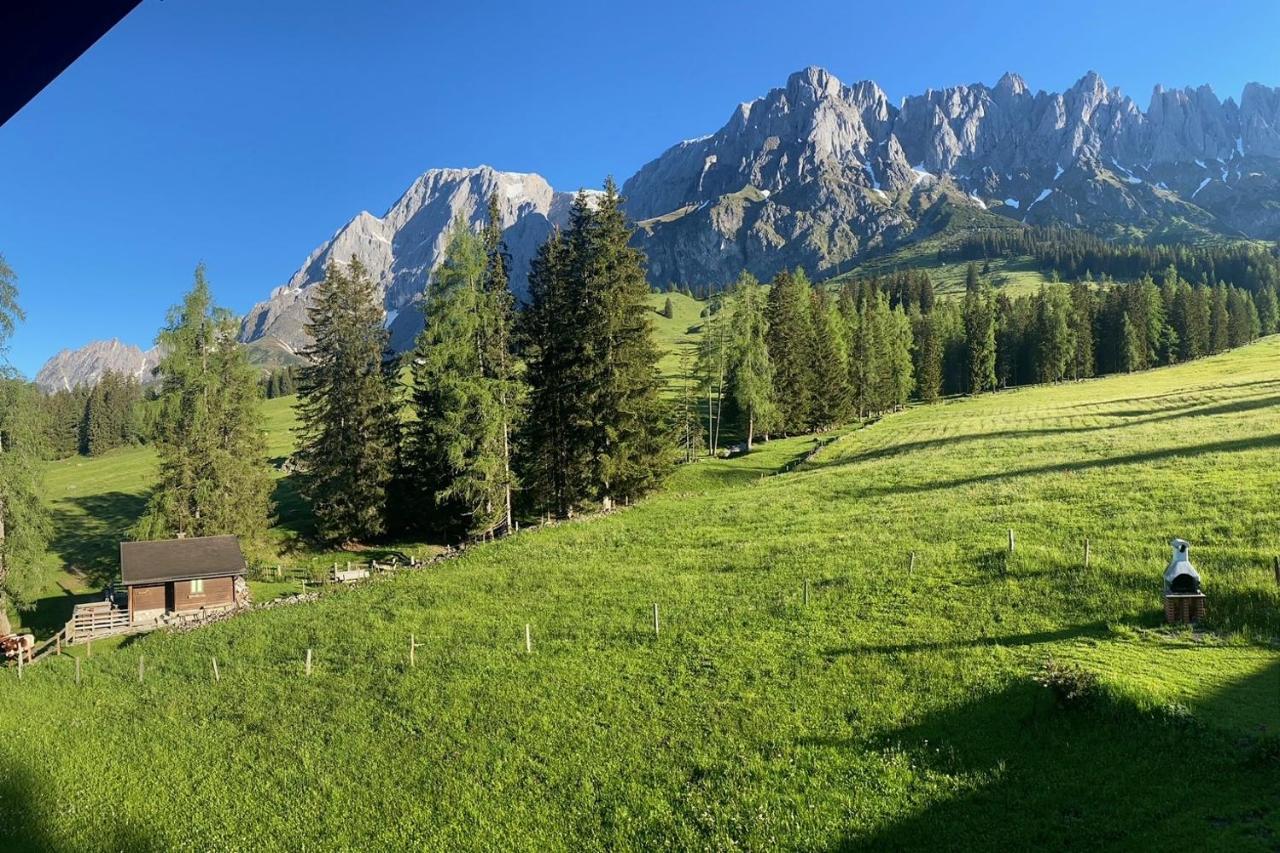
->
191;578;204;595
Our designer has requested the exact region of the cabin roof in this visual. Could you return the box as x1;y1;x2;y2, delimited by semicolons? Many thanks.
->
119;535;246;585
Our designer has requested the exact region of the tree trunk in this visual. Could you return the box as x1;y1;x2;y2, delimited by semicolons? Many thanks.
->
746;409;755;451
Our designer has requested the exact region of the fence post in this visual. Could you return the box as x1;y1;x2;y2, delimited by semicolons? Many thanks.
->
524;624;532;654
138;655;145;685
1008;529;1015;552
87;639;92;659
909;551;916;576
653;603;660;638
409;633;416;668
16;649;22;680
212;657;220;682
803;579;810;607
75;655;81;686
305;648;312;677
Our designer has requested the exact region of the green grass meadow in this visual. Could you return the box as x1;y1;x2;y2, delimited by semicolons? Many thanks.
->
1;330;1277;849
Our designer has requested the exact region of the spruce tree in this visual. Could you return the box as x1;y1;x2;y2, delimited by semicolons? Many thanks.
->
1070;280;1095;379
518;230;582;517
808;287;852;429
1209;284;1230;353
963;279;997;394
913;307;943;403
883;302;915;410
297;257;396;543
133;266;273;552
765;269;817;432
404;213;515;541
661;296;675;319
480;193;519;534
1034;285;1075;383
587;180;672;503
519;181;671;515
1256;285;1279;336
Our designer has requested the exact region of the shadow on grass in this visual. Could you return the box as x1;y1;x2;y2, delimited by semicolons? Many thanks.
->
820;674;1280;850
825;621;1115;658
0;752;157;851
48;491;148;585
837;433;1280;499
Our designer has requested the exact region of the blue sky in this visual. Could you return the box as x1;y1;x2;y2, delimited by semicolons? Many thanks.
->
3;0;1278;377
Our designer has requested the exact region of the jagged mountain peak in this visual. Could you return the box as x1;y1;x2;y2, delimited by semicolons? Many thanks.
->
995;71;1029;98
35;338;161;393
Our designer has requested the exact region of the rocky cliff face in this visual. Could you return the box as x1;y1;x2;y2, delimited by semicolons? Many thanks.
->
220;67;1280;361
624;67;1280;288
35;339;160;393
238;166;582;356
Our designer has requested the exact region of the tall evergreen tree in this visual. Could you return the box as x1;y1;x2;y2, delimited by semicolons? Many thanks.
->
518;230;582;517
913;307;943;403
587;181;672;503
1069;279;1095;379
133;266;273;552
404;220;510;539
882;301;915;410
518;181;671;515
765;269;817;431
297;257;396;543
1034;285;1075;383
1209;283;1230;353
480;193;520;534
1256;285;1279;336
963;277;997;394
808;287;852;428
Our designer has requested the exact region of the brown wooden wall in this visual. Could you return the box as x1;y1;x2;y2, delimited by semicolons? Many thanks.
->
172;576;234;612
130;583;165;616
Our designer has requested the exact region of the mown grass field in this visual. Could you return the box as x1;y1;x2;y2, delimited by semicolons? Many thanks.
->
2;335;1277;850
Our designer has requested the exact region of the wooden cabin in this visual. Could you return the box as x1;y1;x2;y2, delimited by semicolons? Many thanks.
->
119;535;246;624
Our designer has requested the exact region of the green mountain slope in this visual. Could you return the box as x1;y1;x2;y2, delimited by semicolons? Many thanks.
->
3;335;1277;850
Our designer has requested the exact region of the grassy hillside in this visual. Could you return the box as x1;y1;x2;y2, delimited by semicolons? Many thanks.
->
2;337;1277;850
12;293;706;635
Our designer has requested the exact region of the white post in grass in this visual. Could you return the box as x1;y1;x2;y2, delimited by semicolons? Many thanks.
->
524;624;532;654
305;648;312;677
75;655;81;686
212;657;220;682
1008;528;1015;553
909;551;916;577
803;579;810;607
138;655;145;685
653;603;660;638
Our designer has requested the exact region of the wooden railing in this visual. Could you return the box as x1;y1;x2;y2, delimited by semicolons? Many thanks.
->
67;602;132;643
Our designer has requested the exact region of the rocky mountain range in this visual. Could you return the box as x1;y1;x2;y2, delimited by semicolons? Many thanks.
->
43;66;1280;385
35;339;160;393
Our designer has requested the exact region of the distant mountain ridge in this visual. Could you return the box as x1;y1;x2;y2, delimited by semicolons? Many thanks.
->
35;339;160;393
42;66;1280;385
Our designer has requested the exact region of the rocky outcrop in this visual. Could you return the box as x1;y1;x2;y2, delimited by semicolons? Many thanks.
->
35;339;160;393
238;166;582;355
224;67;1280;360
624;67;1280;291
